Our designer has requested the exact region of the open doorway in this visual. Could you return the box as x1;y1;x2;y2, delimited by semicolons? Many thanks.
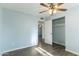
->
52;17;65;49
38;21;45;46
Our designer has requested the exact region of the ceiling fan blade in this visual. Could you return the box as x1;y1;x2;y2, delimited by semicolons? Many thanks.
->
49;3;54;8
57;9;67;11
39;10;48;13
40;3;48;8
57;3;64;6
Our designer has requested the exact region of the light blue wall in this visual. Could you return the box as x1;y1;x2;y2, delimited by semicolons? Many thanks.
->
66;6;79;54
0;8;2;54
0;8;38;54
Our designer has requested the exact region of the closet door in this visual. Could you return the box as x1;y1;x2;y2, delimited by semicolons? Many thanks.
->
53;17;65;46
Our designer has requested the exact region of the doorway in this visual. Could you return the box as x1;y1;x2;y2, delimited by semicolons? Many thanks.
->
38;24;42;42
52;17;65;47
38;21;44;46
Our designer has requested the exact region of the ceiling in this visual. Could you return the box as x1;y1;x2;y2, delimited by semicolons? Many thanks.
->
0;3;79;18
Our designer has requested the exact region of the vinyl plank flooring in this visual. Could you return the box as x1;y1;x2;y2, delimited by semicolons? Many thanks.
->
2;42;77;56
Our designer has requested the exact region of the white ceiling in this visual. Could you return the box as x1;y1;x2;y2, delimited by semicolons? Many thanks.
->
0;3;79;17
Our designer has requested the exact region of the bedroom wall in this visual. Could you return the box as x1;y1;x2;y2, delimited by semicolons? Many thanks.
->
0;8;39;54
45;5;79;55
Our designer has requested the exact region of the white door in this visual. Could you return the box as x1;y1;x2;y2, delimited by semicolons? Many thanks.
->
44;20;52;45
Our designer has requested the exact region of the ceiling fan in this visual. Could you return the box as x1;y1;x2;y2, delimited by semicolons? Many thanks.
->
40;3;67;15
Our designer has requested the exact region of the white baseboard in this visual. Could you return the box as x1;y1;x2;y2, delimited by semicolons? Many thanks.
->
1;44;37;55
66;49;79;56
53;41;65;46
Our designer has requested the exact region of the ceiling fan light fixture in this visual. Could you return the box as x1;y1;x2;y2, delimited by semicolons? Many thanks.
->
54;5;58;8
53;9;57;13
49;9;52;14
40;3;67;15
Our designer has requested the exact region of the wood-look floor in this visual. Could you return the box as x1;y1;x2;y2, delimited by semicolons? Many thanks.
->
2;42;77;56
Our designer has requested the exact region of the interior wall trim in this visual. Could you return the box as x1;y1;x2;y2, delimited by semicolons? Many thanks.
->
53;41;65;46
66;49;79;56
1;44;37;55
